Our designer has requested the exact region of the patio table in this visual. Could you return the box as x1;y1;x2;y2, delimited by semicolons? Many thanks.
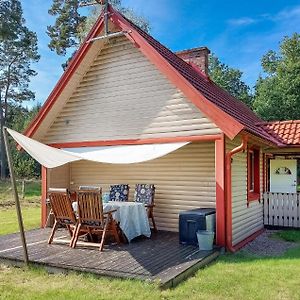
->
106;201;151;242
72;201;151;242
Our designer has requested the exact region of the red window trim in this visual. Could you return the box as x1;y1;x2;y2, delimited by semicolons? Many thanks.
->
247;146;260;205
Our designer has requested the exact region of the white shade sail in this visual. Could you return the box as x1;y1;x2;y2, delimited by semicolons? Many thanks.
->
7;128;82;169
64;142;189;164
7;128;189;168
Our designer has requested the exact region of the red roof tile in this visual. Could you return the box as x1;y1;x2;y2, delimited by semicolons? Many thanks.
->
258;121;300;145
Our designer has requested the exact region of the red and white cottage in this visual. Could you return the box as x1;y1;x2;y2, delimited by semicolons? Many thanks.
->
23;4;300;251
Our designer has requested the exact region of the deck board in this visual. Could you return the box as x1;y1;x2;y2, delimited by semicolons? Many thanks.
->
0;228;220;287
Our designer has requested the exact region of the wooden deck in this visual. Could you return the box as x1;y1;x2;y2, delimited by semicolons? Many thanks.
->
0;228;220;288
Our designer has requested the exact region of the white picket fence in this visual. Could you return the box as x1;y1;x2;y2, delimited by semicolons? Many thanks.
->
263;192;300;228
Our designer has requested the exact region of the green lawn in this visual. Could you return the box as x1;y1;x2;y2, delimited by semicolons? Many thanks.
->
0;245;300;300
0;180;300;299
0;206;40;236
272;230;300;242
0;180;41;205
0;179;41;236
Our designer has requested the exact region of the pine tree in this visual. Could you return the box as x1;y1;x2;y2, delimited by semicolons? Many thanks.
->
0;0;40;178
47;0;86;55
47;0;149;58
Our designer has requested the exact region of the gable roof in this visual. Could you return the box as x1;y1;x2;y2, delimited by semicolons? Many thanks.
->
24;4;289;147
116;13;283;146
258;121;300;146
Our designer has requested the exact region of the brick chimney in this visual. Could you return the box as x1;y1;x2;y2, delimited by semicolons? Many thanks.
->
176;47;210;75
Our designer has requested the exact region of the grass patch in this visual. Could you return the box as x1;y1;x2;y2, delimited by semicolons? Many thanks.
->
0;246;300;300
0;206;40;236
0;179;41;206
0;179;41;235
272;230;300;243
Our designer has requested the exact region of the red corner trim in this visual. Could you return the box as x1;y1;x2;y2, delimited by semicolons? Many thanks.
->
49;134;222;148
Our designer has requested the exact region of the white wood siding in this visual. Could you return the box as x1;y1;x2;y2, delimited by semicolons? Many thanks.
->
47;165;70;190
42;36;220;144
69;142;216;232
227;137;263;246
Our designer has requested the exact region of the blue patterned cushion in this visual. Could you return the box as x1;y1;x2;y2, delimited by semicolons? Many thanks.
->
109;184;129;202
134;184;155;205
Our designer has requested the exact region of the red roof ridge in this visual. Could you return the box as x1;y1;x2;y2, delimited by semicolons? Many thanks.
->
175;46;211;55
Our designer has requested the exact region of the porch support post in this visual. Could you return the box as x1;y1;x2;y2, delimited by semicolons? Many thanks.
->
41;166;47;227
215;134;226;247
3;127;29;265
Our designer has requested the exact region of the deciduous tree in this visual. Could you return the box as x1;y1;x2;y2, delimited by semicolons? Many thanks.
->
209;54;253;107
253;33;300;121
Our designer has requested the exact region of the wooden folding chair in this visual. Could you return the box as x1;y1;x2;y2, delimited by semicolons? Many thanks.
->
47;188;78;246
72;189;120;251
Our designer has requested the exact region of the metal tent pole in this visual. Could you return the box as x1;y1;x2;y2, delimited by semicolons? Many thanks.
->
2;127;29;265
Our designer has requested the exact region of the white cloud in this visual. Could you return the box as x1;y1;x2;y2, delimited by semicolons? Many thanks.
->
228;17;256;26
273;5;300;21
227;5;300;28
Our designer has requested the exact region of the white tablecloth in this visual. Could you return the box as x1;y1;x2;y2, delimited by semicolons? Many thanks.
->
105;201;151;242
72;201;151;242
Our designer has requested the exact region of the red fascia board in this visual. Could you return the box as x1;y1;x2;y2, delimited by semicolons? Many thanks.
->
108;6;244;140
48;134;222;148
24;14;105;138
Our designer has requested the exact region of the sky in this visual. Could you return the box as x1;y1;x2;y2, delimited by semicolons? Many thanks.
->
21;0;300;107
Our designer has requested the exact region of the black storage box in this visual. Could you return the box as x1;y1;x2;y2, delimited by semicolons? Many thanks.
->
179;208;216;245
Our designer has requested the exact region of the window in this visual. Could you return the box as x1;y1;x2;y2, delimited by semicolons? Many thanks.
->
247;148;260;203
249;151;255;192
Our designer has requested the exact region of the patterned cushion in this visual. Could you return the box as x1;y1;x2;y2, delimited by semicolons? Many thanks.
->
134;184;155;205
59;218;74;225
82;220;102;227
109;184;129;202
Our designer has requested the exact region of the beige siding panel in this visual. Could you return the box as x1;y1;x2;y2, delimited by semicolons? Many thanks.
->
226;136;263;246
33;39;108;142
47;164;70;190
69;142;216;232
43;36;220;144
